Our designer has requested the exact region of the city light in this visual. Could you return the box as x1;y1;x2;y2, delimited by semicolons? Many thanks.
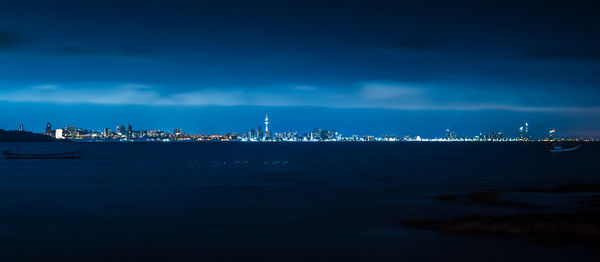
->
23;117;596;142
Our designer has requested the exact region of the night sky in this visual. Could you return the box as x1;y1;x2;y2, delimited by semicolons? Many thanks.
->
1;0;599;138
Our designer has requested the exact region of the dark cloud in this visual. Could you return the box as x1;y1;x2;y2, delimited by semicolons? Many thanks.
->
526;47;600;62
0;30;26;49
47;46;157;57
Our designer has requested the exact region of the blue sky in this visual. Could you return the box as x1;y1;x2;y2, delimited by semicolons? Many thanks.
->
1;0;599;137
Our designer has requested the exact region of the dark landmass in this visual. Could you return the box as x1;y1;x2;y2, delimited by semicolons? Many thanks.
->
0;130;55;142
405;213;600;243
419;185;600;243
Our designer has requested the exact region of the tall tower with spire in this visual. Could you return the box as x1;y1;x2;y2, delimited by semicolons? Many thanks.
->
264;114;269;137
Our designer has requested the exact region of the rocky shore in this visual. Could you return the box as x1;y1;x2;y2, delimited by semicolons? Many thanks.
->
407;184;600;243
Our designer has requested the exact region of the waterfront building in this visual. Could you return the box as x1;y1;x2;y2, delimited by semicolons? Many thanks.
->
311;128;322;141
45;123;52;135
127;124;133;138
549;129;556;140
55;128;64;139
382;135;397;141
257;126;263;139
364;135;375;141
519;126;524;139
519;123;530;141
115;125;127;136
320;129;337;140
445;129;457;140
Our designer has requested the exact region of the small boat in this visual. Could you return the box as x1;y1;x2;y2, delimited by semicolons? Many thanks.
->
548;144;581;153
2;149;84;159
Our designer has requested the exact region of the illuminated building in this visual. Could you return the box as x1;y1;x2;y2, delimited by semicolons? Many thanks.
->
320;129;337;140
127;124;133;138
55;128;64;139
116;125;127;136
311;128;322;141
519;123;529;141
45;123;52;135
519;126;523;139
264;114;269;138
445;129;457;140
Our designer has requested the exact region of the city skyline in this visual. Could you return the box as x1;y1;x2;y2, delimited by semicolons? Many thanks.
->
7;114;593;141
1;104;598;138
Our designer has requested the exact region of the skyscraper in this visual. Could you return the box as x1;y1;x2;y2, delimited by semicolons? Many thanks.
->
127;124;133;138
45;123;52;136
445;129;457;140
264;114;269;138
116;125;127;136
519;126;524;140
311;128;322;141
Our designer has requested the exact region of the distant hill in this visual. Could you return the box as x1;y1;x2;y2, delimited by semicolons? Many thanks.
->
0;130;56;142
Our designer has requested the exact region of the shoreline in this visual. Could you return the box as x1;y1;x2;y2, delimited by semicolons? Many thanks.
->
3;140;599;143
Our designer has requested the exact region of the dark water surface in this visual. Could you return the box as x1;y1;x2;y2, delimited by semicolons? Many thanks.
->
1;142;599;261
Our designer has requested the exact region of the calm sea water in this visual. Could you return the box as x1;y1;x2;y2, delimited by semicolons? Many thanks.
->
0;142;599;261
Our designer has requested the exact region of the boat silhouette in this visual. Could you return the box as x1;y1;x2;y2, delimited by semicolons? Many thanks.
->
548;143;581;153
